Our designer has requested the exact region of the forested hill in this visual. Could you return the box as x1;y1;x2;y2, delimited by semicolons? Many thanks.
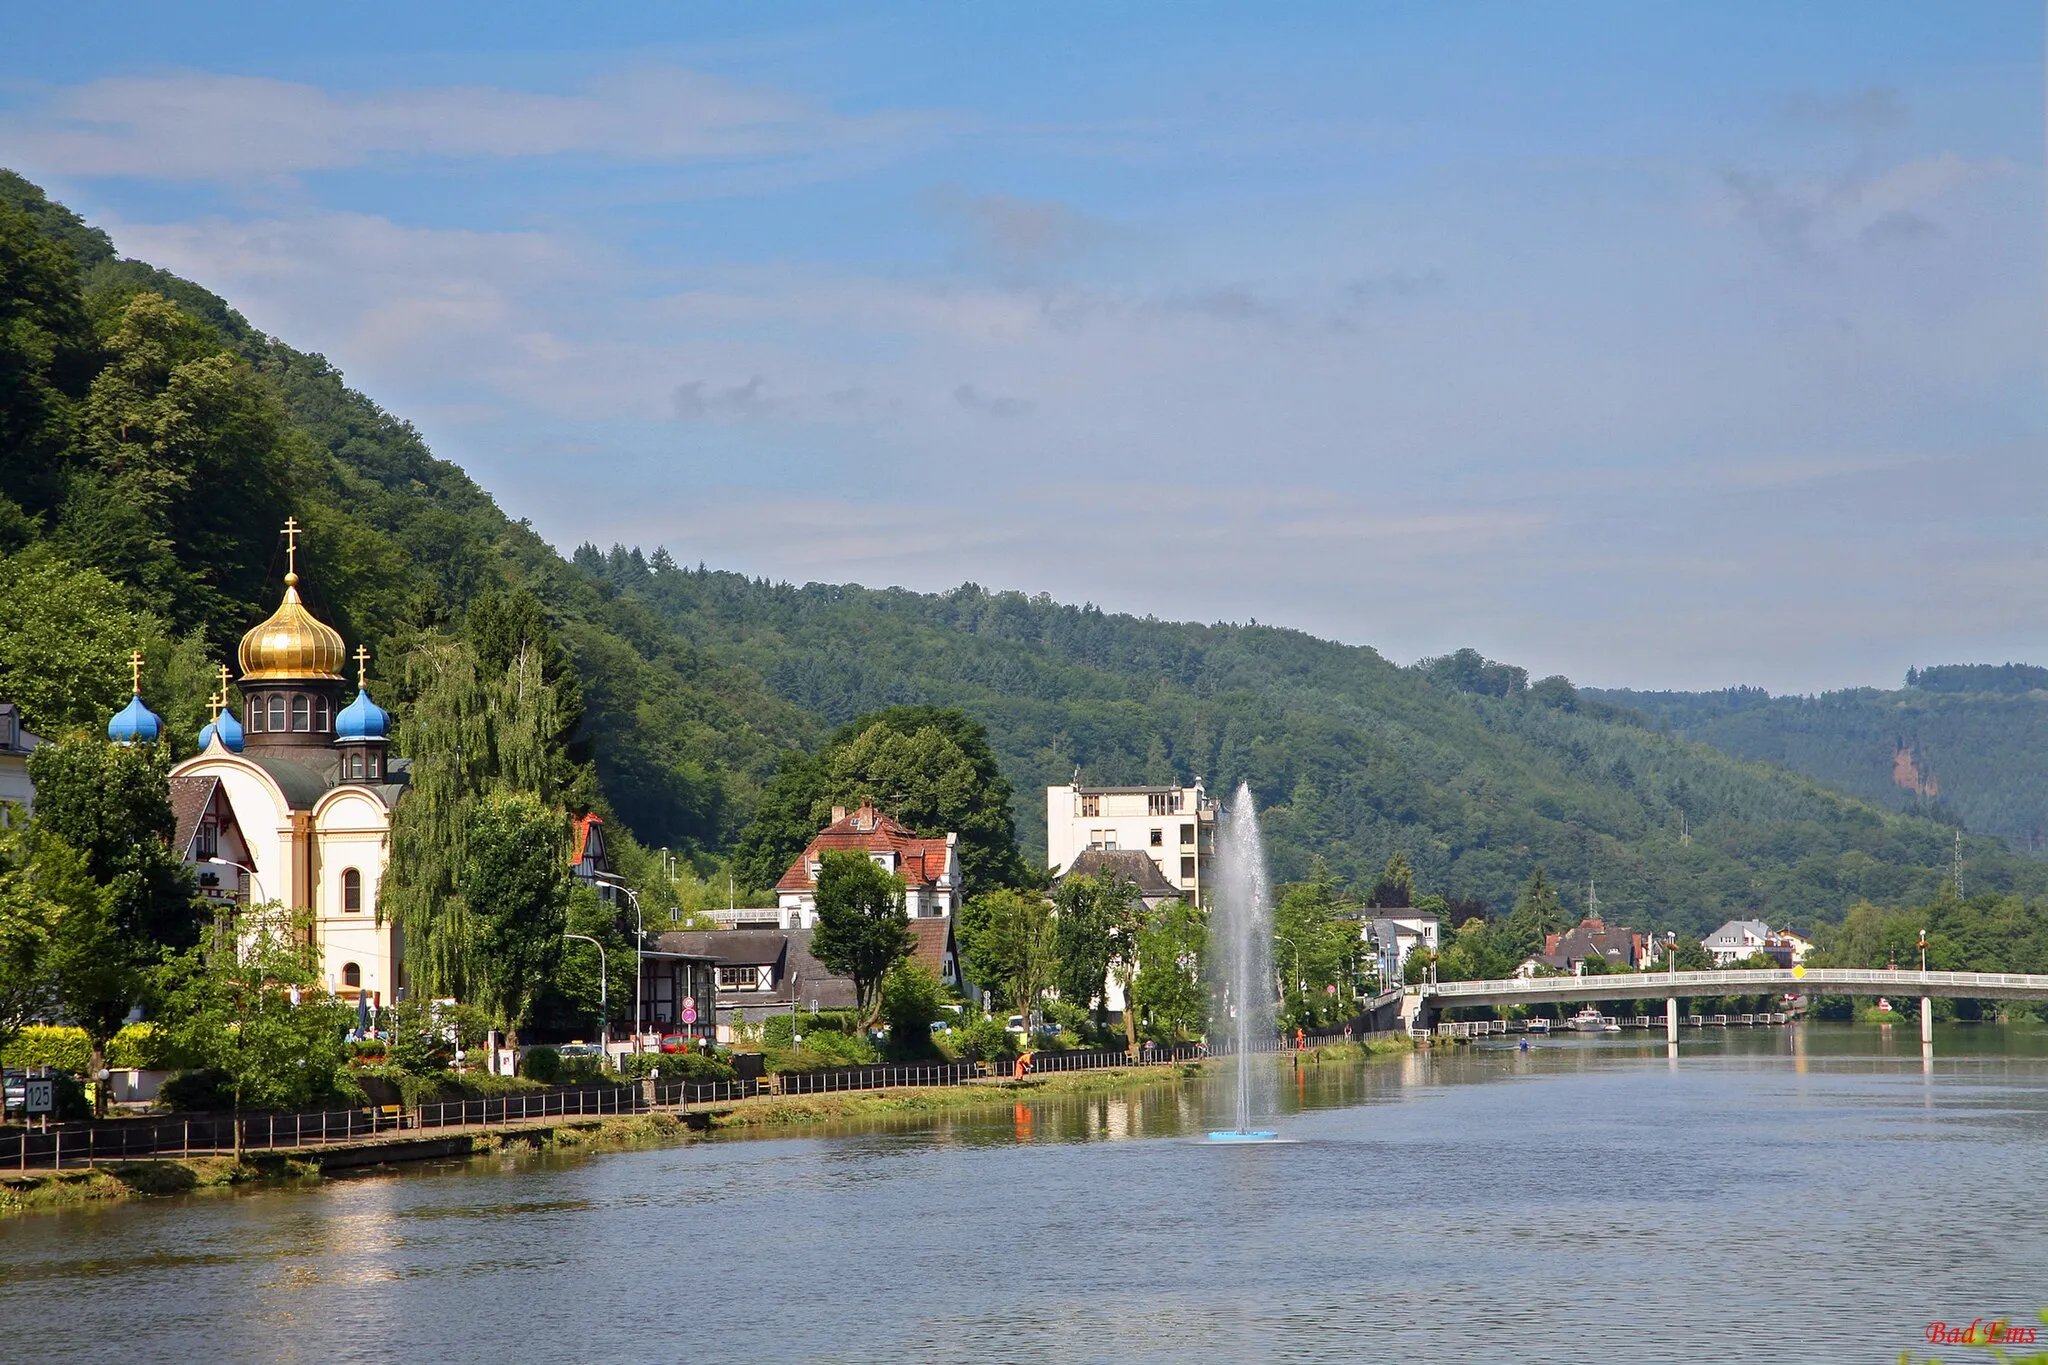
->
1590;677;2048;858
3;169;2039;937
589;558;2048;935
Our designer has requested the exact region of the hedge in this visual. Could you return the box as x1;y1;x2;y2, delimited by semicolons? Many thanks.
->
1;1024;193;1072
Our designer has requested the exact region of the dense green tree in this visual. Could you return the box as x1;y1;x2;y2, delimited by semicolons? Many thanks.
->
156;905;352;1150
463;790;569;1065
810;849;914;1023
1369;851;1414;909
1273;866;1358;1030
0;551;148;736
733;707;1029;898
964;887;1056;1024
531;882;636;1041
881;959;945;1048
26;734;197;949
1052;869;1137;1031
0;821;53;1057
1133;898;1206;1043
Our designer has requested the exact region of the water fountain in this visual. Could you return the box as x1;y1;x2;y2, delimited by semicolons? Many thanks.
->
1206;781;1280;1142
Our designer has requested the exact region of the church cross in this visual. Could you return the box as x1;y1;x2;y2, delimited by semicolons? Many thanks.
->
214;663;232;718
129;650;145;695
355;644;371;689
282;516;301;584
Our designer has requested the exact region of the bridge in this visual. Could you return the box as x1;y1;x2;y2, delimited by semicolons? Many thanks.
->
1402;968;2048;1046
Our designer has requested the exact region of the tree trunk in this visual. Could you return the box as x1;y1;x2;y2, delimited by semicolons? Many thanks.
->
506;1024;520;1076
1120;974;1139;1056
89;1038;107;1118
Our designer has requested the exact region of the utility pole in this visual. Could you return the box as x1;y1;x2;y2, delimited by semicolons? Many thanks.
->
564;933;607;1059
1952;830;1964;900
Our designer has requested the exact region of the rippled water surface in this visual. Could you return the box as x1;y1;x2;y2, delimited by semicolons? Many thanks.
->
6;1024;2048;1364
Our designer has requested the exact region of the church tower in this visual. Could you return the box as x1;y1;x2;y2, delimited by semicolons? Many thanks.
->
238;517;347;758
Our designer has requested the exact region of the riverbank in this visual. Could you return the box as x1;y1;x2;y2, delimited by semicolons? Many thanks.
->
0;1040;1410;1217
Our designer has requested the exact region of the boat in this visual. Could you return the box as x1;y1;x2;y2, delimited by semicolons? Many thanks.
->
1602;1021;1622;1033
1570;1007;1608;1033
1525;1018;1551;1035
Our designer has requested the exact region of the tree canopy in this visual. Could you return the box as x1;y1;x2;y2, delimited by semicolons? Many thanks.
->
809;849;914;1023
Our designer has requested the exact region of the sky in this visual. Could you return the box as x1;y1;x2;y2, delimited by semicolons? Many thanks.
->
3;2;2042;693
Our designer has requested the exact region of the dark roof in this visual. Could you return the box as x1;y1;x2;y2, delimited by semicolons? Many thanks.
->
169;776;221;860
1057;848;1179;898
1073;784;1196;795
246;754;337;811
0;702;40;757
907;917;957;981
658;929;791;966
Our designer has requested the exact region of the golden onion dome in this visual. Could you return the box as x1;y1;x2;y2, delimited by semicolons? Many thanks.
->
238;572;346;681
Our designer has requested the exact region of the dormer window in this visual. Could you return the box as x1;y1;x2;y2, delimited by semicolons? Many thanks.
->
268;695;287;731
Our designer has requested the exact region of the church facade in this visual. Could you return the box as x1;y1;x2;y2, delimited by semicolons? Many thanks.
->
158;520;407;1007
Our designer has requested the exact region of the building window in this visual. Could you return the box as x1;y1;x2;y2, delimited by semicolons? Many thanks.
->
788;912;802;929
1079;794;1100;817
1180;856;1196;881
291;695;310;731
314;697;331;732
1149;792;1182;815
247;703;262;732
347;751;363;780
366;752;379;780
268;695;287;731
342;962;361;988
719;966;759;988
342;868;362;913
195;817;218;859
1180;823;1195;846
1150;828;1163;847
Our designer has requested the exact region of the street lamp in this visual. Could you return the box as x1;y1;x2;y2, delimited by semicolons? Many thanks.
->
205;855;267;904
1918;927;1927;974
564;932;607;1059
617;884;646;1046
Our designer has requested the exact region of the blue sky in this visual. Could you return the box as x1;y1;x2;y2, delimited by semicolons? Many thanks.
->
5;3;2041;692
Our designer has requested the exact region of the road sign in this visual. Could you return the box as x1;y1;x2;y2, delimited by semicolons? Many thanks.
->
23;1078;53;1114
681;996;695;1011
681;1006;698;1024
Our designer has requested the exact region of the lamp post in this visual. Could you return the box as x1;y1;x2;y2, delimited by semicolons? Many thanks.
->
618;884;646;1047
205;855;267;905
564;933;607;1059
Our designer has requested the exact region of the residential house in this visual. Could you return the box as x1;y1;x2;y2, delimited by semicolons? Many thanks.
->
660;928;857;1041
1521;918;1655;976
1045;780;1217;905
1362;914;1440;986
1051;849;1180;1015
776;801;961;928
1702;919;1774;967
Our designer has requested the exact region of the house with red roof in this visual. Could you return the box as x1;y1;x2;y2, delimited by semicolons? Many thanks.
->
776;801;962;929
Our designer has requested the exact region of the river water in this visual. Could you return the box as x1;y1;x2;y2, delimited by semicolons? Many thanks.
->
5;1023;2047;1364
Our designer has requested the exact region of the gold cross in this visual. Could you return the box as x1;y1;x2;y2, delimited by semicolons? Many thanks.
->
354;644;371;689
214;663;232;719
282;516;301;584
129;649;145;695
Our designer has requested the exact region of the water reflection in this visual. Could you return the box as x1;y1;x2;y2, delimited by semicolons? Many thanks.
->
4;1023;2046;1365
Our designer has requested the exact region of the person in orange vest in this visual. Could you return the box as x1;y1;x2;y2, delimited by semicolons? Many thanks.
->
1295;1027;1306;1051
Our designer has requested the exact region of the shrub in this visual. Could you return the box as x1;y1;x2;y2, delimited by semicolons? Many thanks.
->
882;961;943;1046
617;1050;735;1083
946;1014;1016;1063
158;1068;234;1113
522;1046;563;1084
2;1026;88;1073
762;1009;862;1049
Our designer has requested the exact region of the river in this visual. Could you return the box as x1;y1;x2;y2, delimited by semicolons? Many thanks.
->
5;1023;2046;1363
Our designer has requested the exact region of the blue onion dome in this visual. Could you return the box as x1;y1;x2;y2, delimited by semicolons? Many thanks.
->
215;705;245;752
108;693;163;745
335;687;390;742
197;721;216;750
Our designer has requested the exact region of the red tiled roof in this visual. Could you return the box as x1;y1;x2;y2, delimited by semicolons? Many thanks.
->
907;917;955;979
775;802;955;894
169;776;220;860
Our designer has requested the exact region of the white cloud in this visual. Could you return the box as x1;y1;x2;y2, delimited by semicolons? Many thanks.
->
0;66;938;179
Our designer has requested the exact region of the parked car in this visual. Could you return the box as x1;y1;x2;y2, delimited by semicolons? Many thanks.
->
658;1034;697;1053
1004;1014;1027;1035
2;1068;24;1115
929;1020;953;1036
554;1043;603;1060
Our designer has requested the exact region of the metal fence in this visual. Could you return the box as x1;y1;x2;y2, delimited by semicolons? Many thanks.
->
0;1027;1398;1171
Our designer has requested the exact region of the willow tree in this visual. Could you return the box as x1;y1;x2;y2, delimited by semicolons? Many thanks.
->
383;634;566;1000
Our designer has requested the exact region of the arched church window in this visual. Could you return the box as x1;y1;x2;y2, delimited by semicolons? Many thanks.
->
268;695;287;731
248;703;263;732
366;752;379;780
343;868;362;913
348;751;364;780
291;695;310;731
342;962;361;988
314;697;331;731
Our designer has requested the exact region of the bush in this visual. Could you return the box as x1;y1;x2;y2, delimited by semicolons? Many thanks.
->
882;961;943;1056
158;1068;234;1113
617;1050;735;1083
522;1046;563;1084
762;1009;862;1049
947;1014;1016;1063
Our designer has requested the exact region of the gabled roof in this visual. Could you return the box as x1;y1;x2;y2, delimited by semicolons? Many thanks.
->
1056;848;1179;899
657;928;859;1011
907;917;957;981
1704;918;1772;945
659;929;790;967
0;702;41;757
776;801;955;894
169;776;222;860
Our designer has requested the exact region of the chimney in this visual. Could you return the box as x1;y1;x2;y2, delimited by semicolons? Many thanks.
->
831;805;847;824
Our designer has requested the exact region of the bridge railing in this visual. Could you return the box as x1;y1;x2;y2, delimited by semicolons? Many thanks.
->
1417;967;2048;1000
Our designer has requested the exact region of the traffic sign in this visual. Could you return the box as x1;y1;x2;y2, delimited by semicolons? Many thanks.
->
681;996;695;1011
23;1078;53;1114
681;1006;698;1024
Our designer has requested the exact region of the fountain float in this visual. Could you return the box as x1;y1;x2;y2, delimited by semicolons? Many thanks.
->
1205;782;1281;1143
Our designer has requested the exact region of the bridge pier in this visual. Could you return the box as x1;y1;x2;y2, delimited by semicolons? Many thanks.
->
1921;998;1933;1047
1666;997;1678;1044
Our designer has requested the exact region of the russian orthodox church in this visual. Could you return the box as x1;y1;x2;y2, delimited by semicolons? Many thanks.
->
152;519;406;1007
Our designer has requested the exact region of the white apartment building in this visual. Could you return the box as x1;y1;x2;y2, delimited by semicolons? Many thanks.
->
1045;780;1217;905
